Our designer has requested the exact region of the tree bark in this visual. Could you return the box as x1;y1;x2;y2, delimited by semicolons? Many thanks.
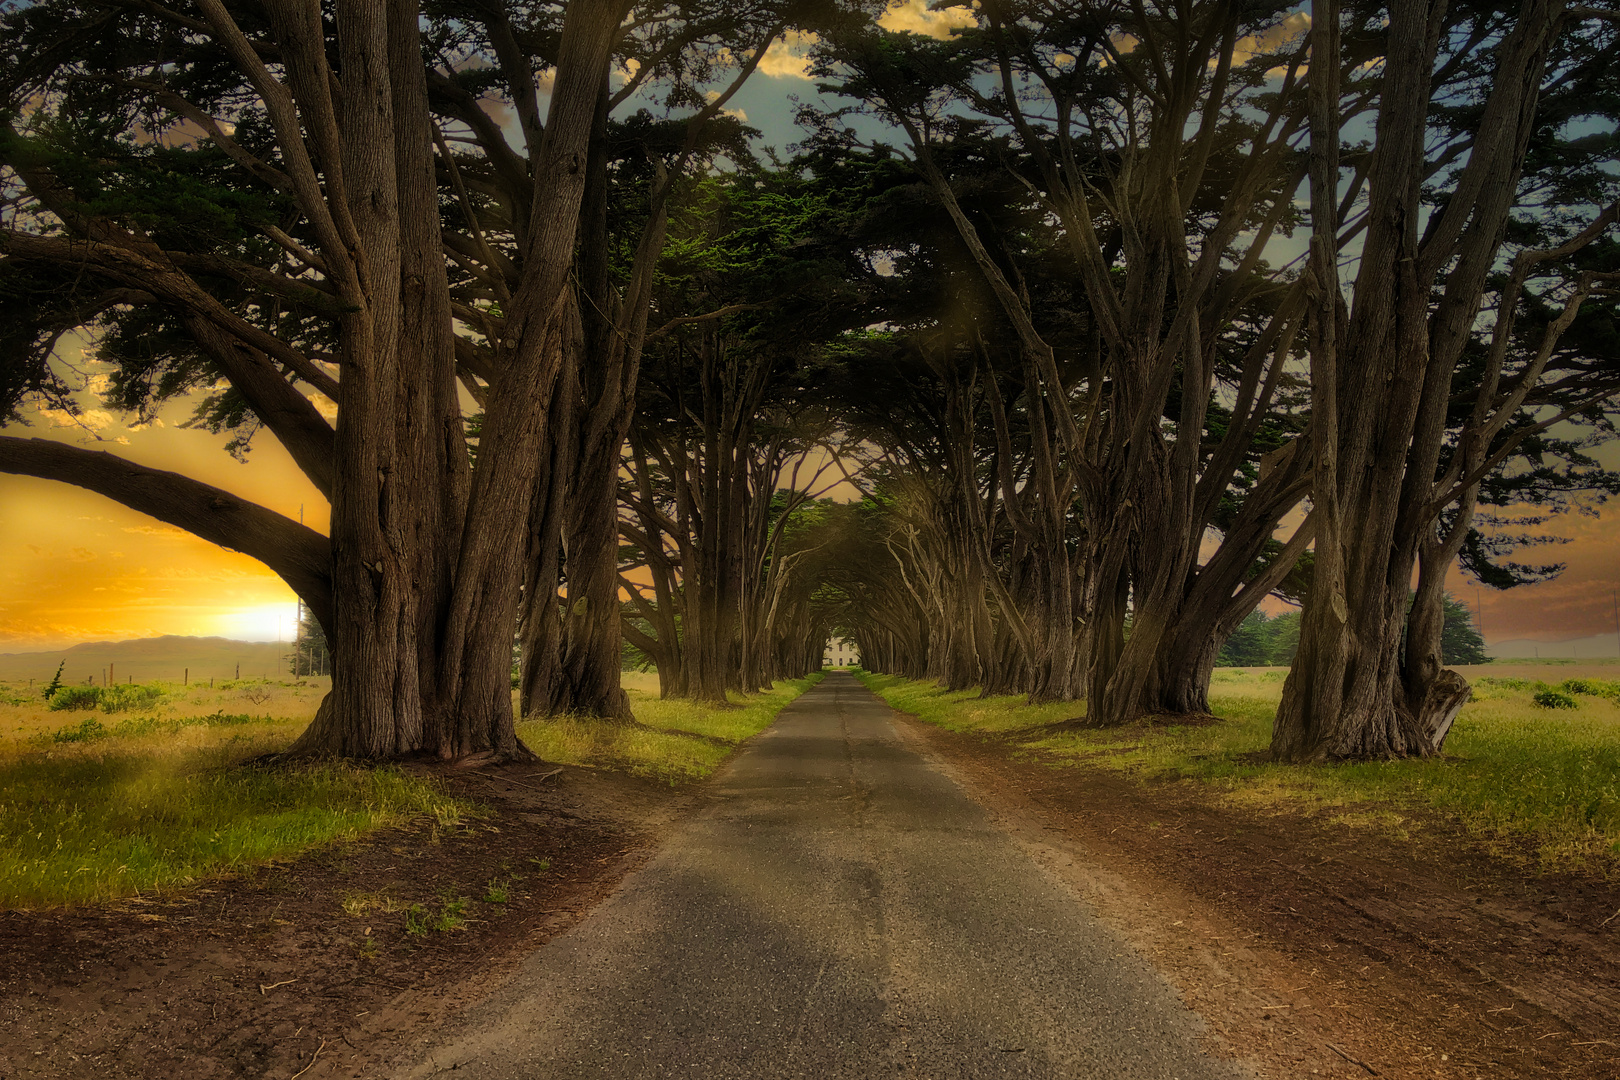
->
1274;0;1563;760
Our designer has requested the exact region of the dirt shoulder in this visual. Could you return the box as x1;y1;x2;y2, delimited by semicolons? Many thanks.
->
0;762;699;1080
892;710;1620;1080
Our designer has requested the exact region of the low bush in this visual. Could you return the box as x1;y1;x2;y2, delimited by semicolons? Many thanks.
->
1532;689;1578;709
1561;677;1620;700
51;717;107;743
48;685;102;711
99;682;165;714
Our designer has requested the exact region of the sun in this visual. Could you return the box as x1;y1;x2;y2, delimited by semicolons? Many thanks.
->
213;602;303;643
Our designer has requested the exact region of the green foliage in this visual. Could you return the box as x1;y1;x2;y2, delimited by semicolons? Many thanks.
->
1561;677;1620;701
39;662;65;702
1533;689;1579;709
36;710;275;746
1217;593;1487;668
431;893;470;932
98;682;165;714
404;893;470;935
1216;609;1300;667
483;879;510;904
48;685;102;711
1439;595;1489;665
51;717;107;743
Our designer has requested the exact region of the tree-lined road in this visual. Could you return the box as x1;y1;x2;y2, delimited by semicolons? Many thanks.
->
410;674;1248;1078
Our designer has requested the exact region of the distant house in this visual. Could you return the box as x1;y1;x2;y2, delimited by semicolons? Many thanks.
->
823;636;858;668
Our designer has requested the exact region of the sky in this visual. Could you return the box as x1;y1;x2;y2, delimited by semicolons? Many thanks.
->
2;0;1619;655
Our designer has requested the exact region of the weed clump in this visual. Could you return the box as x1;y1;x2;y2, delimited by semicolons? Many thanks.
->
48;685;102;711
1533;689;1579;710
99;683;165;713
51;717;107;743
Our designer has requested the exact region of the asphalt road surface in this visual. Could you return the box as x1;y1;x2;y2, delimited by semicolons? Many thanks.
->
408;673;1250;1079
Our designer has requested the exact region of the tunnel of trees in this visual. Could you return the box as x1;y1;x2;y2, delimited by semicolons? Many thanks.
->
2;0;1619;764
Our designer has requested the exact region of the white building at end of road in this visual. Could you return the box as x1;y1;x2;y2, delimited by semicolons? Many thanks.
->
824;637;858;668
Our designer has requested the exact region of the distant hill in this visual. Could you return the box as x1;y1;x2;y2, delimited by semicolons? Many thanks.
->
1490;635;1620;660
0;636;292;686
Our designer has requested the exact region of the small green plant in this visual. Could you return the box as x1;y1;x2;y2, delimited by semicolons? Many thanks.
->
51;716;108;743
40;661;65;701
1533;689;1579;710
404;903;430;936
483;879;510;904
432;894;470;932
48;685;102;712
357;935;380;959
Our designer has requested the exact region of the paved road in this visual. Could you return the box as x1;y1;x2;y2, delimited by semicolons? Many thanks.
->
408;674;1250;1079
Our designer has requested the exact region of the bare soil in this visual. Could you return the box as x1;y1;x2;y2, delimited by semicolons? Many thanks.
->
892;711;1620;1080
0;762;696;1080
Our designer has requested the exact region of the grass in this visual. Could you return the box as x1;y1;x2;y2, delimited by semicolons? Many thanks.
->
859;668;1620;878
0;675;456;909
516;672;824;784
0;667;822;908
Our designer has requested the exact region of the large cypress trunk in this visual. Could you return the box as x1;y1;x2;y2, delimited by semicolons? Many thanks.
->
553;456;634;718
1274;0;1561;761
292;0;435;757
431;2;628;759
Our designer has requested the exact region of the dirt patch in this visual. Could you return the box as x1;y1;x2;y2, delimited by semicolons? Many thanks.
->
892;711;1620;1080
0;762;697;1079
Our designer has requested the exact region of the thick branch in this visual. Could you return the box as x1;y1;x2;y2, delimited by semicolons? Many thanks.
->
0;437;332;631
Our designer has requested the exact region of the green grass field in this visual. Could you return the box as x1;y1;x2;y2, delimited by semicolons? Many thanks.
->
0;670;819;908
859;667;1620;878
0;675;460;909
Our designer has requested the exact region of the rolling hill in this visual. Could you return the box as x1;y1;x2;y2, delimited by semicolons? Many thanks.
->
0;636;293;686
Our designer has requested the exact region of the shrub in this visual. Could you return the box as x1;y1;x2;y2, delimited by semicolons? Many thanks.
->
1560;677;1620;700
40;661;65;701
48;685;103;711
99;682;165;714
1533;689;1579;710
52;717;108;743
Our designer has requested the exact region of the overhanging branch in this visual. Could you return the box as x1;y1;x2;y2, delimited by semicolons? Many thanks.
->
0;437;333;633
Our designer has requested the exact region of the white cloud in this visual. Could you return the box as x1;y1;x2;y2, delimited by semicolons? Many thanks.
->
756;29;821;80
705;90;748;122
878;0;977;39
36;405;116;431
